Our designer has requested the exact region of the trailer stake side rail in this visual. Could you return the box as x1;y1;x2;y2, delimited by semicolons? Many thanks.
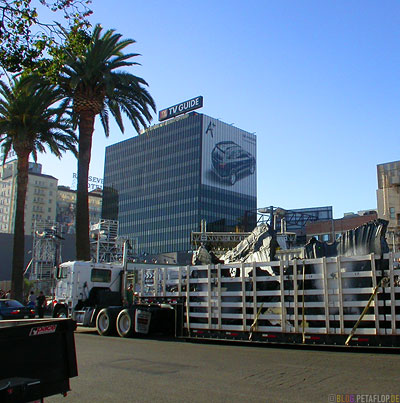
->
134;252;400;347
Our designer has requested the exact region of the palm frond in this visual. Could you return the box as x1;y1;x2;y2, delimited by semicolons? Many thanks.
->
107;99;124;133
0;74;78;164
60;24;156;136
99;108;110;137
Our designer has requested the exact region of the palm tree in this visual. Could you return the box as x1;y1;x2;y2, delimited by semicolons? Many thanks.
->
0;74;77;302
59;24;156;261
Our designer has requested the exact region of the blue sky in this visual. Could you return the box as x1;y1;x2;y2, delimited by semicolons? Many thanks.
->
36;0;400;218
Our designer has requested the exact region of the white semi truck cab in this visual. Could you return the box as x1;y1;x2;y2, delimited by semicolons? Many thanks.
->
53;260;184;337
54;261;124;318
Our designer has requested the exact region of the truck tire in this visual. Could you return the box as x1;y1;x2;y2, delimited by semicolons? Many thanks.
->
96;308;117;336
116;309;135;338
53;306;68;318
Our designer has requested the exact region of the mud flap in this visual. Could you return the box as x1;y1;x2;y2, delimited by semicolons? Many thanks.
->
135;310;151;334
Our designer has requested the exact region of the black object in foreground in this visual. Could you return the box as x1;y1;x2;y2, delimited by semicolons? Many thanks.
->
0;318;78;402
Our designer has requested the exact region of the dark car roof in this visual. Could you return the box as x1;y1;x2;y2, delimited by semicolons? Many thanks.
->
0;299;23;305
214;141;240;151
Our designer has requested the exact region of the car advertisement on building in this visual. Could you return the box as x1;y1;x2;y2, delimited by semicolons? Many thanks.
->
201;115;256;196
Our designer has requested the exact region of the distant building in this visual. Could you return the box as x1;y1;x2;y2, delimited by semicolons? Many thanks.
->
252;206;333;247
377;160;400;251
305;210;377;243
57;186;102;234
0;160;57;234
102;112;257;255
283;206;333;245
0;161;103;236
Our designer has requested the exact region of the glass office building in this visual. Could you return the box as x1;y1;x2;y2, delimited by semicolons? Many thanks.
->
102;112;257;254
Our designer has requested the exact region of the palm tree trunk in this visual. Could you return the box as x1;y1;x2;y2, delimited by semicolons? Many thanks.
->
76;111;95;261
11;153;30;302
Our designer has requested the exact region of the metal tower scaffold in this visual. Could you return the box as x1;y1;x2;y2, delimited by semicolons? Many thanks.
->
90;219;123;262
30;220;63;292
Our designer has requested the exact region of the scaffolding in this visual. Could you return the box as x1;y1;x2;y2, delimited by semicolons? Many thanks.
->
30;220;63;294
27;219;131;293
90;219;123;262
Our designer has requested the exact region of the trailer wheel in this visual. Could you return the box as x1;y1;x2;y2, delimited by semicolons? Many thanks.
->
96;308;117;336
53;306;68;318
116;309;135;338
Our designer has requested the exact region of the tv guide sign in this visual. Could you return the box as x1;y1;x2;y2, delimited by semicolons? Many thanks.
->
159;96;203;121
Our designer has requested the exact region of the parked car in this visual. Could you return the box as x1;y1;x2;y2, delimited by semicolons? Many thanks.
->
0;299;36;320
211;141;256;185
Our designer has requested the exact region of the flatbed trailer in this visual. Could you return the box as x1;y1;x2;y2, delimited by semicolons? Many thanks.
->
0;318;78;402
54;252;400;348
130;252;400;348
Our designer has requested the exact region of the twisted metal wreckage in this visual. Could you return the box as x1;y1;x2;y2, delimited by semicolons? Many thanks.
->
190;219;400;346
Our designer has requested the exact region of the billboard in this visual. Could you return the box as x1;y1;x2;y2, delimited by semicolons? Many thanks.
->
159;96;203;121
201;116;256;196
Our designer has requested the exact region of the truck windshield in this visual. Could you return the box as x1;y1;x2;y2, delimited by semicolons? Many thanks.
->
91;268;112;283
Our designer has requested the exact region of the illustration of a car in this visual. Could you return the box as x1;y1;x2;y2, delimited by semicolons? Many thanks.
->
211;141;256;185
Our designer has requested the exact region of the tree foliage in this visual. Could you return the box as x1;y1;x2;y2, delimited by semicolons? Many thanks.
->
59;24;156;260
0;74;77;301
0;0;92;74
0;74;77;162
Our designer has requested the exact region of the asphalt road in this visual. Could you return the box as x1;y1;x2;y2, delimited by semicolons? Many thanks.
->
48;328;400;403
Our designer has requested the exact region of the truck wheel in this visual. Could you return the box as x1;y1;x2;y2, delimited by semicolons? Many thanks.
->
116;309;134;338
96;308;117;336
53;306;68;318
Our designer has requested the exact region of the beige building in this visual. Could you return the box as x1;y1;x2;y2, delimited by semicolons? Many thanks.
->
377;160;400;251
0;178;12;233
0;160;57;234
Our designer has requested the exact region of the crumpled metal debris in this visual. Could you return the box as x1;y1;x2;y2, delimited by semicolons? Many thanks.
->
192;219;390;266
220;224;279;264
304;219;389;259
192;245;222;265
